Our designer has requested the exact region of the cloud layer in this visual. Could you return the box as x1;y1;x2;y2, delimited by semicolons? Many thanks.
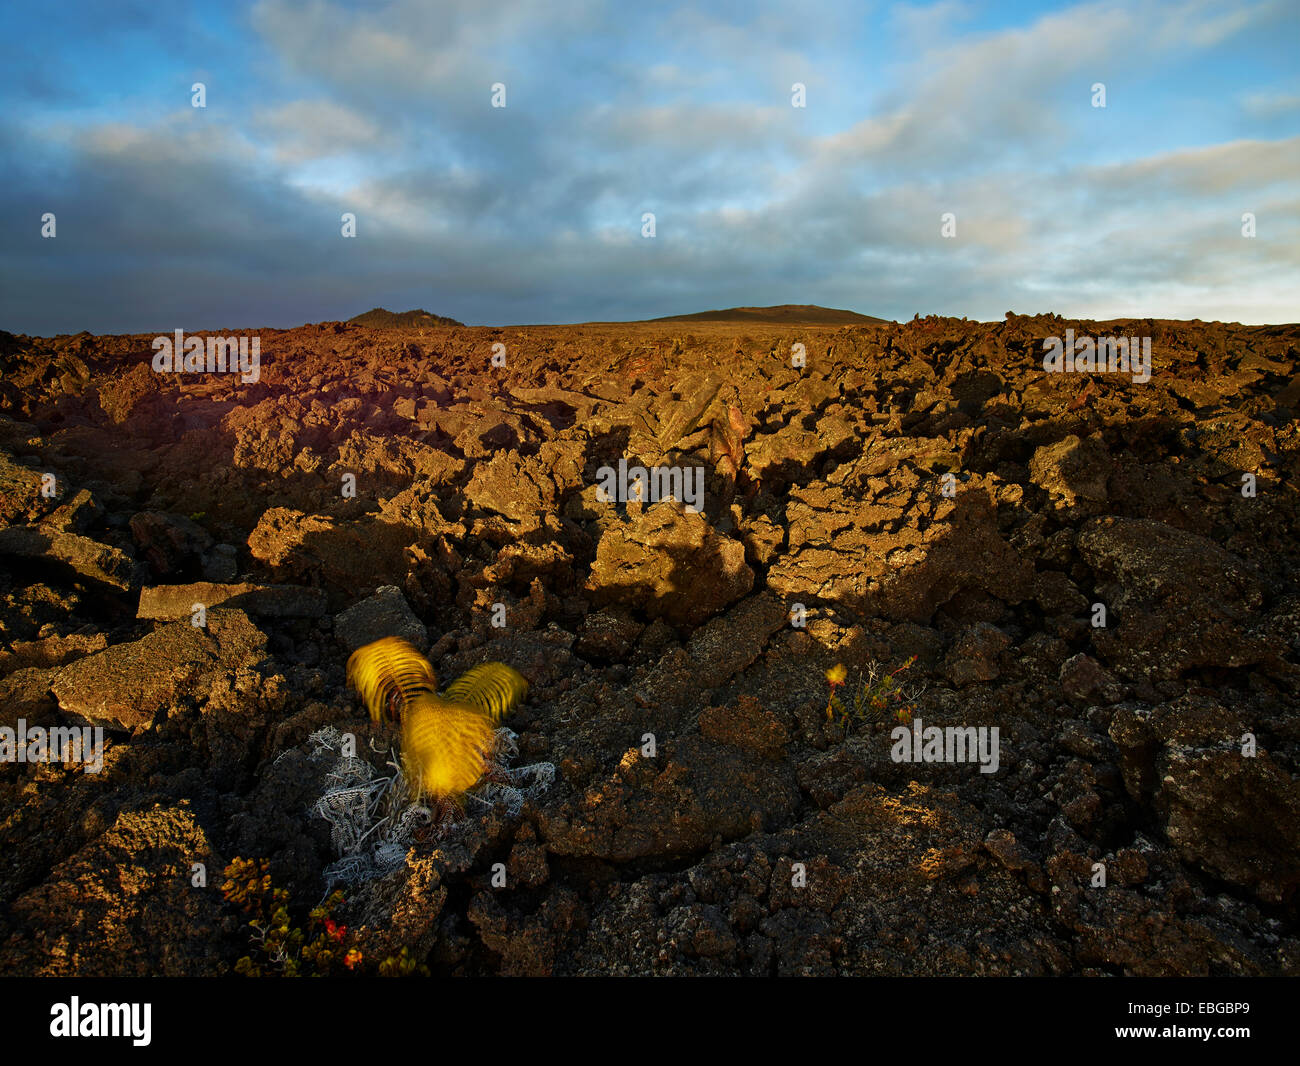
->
1;0;1297;333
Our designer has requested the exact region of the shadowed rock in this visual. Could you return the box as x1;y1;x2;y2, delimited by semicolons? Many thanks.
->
0;527;141;590
585;499;753;627
333;585;428;652
2;803;226;976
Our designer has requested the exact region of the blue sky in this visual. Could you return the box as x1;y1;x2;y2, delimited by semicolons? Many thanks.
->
1;0;1297;333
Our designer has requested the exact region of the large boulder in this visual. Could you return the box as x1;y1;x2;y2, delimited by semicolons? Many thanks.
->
767;481;1033;623
1;803;227;976
1078;516;1271;679
585;500;753;627
51;609;268;732
1109;695;1300;905
247;507;412;594
333;585;428;653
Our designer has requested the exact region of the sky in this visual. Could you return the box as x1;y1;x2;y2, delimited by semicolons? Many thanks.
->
1;0;1297;334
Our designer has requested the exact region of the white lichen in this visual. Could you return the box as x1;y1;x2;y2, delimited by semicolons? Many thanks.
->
306;725;553;890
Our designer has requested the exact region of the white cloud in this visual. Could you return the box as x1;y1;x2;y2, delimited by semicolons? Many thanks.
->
253;99;387;162
1241;90;1300;119
3;0;1297;329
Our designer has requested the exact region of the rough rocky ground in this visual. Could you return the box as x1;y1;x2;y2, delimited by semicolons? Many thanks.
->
1;312;1297;976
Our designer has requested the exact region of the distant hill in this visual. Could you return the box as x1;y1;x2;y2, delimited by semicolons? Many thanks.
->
348;307;465;328
646;304;889;325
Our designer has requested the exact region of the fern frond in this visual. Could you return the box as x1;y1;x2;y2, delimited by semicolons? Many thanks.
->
346;637;438;724
442;662;529;725
400;693;495;800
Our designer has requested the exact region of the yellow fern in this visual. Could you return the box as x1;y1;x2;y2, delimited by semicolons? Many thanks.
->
441;662;529;725
344;637;530;801
346;636;437;723
400;693;495;800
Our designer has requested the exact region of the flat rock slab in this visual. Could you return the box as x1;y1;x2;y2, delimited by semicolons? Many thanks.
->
137;581;326;620
0;526;140;590
51;610;267;731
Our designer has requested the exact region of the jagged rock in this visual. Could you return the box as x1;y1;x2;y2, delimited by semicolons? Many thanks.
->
1079;516;1270;679
247;506;412;593
1028;434;1112;512
739;512;784;566
1059;652;1126;704
1045;847;1273;976
538;735;801;862
1159;745;1300;905
50;609;268;731
94;362;159;424
2;803;226;976
574;610;644;662
201;544;239;583
129;511;214;577
768;482;1033;623
746;411;857;484
1109;695;1300;904
0;666;62;733
943;622;1011;686
333;585;428;652
467;886;581;976
700;695;789;761
585;500;753;627
452;406;529;458
633;593;789;709
0;632;107;677
43;490;103;534
0;452;48;528
983;829;1047;892
462;448;560;529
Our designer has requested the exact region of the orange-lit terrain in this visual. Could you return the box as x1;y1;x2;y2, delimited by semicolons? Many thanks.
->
1;308;1298;975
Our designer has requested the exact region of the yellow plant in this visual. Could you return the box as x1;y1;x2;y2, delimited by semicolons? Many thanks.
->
825;656;922;735
401;693;496;799
346;636;438;723
442;661;530;725
345;637;530;800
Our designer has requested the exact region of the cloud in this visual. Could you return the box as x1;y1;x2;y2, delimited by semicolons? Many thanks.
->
253;99;389;162
0;0;1297;331
1241;90;1300;120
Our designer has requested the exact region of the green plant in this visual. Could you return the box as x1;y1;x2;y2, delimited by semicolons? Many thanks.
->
825;656;923;737
221;857;363;976
378;946;431;977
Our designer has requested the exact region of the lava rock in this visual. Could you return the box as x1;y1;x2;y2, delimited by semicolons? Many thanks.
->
333;585;428;653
